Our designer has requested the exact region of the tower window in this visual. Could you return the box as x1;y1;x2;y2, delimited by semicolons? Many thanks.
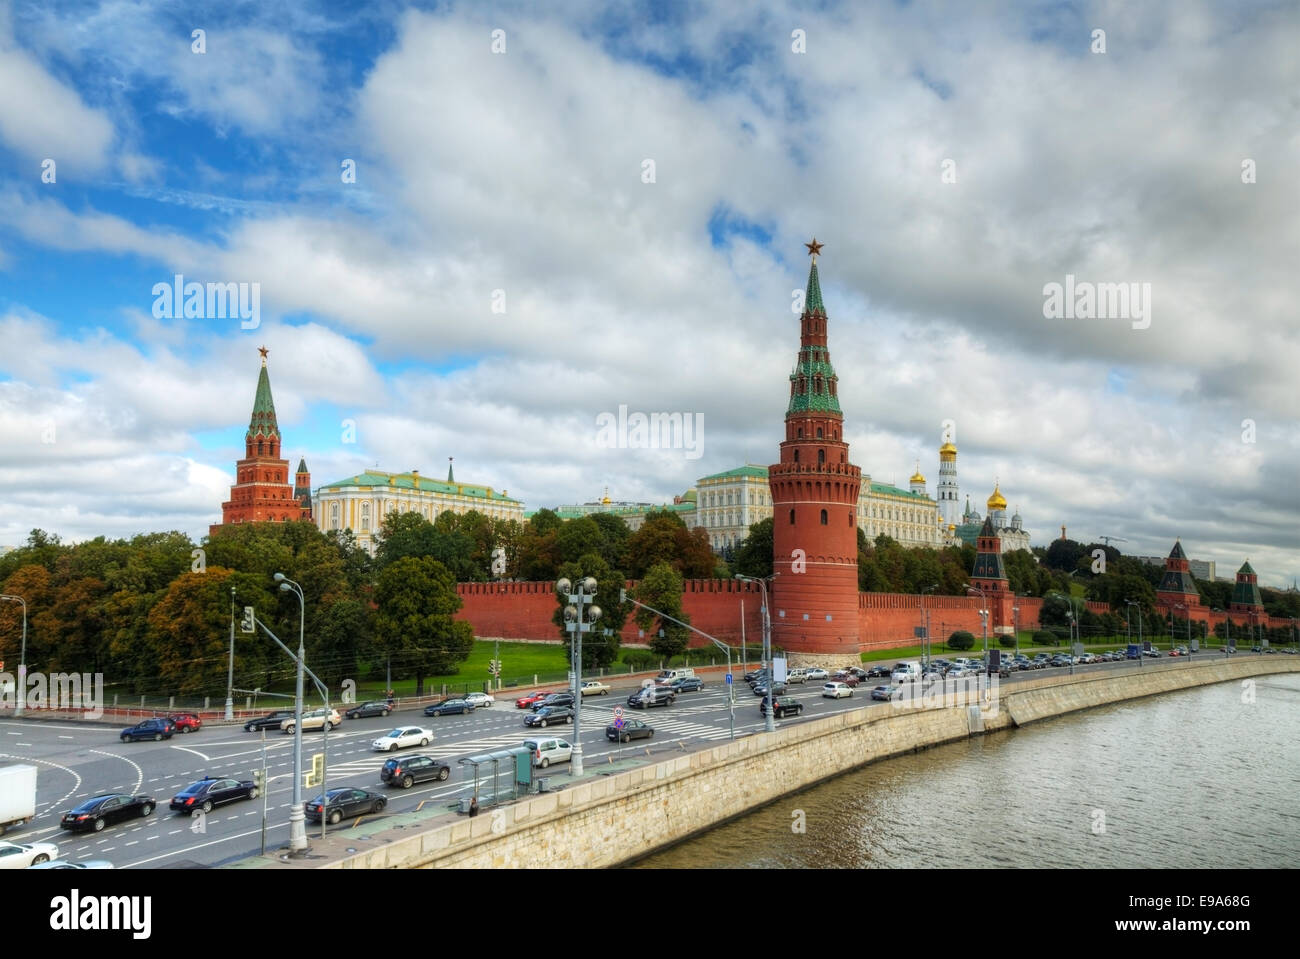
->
820;509;828;525
816;427;823;438
848;511;853;526
818;449;825;466
789;509;796;525
797;427;803;439
793;450;799;463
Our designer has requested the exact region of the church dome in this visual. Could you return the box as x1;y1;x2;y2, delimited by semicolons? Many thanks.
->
939;441;957;460
986;483;1007;511
910;462;926;484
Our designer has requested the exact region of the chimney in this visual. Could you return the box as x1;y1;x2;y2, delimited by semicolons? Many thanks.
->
412;469;420;489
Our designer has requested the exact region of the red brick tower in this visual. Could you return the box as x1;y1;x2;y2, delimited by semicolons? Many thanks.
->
1155;540;1201;614
769;240;862;664
1230;559;1267;631
211;347;312;534
970;516;1013;634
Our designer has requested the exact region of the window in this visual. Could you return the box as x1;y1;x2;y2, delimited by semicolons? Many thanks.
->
793;450;799;463
848;511;853;526
820;509;828;525
816;426;823;438
361;503;371;532
818;449;825;466
789;509;796;525
330;503;340;530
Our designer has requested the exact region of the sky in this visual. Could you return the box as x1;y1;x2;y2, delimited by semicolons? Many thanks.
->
0;0;1296;586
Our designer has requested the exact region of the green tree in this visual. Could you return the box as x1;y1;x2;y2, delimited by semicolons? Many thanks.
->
948;630;975;651
633;562;690;659
552;553;627;669
372;557;474;695
555;517;604;567
734;517;774;578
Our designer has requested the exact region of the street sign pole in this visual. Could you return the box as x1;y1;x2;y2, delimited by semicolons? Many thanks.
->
259;729;268;855
725;672;734;741
614;706;624;762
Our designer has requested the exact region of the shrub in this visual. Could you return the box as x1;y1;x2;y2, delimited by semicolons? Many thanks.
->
948;630;976;651
1032;630;1058;646
998;634;1017;648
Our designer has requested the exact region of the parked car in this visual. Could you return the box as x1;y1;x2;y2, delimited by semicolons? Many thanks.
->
871;684;902;701
344;701;391;719
607;718;654;742
27;859;114;869
425;698;475;717
579;681;610;697
380;755;451;788
533;692;575;711
282;708;341;733
947;665;973;678
751;681;787;697
169;777;256;815
822;682;853;699
515;691;549;708
60;793;155;832
371;726;434;752
524;737;573;768
120;718;175;742
167;712;202;734
628;686;675;709
0;840;60;868
464;692;495;708
866;664;892;678
305;787;386;824
524;705;574;728
1144;648;1161;658
244;710;294;731
804;667;830;681
759;696;804;718
743;668;767;683
670;677;704;693
786;668;809;684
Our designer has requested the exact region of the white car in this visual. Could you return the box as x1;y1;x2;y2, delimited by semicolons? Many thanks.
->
28;859;114;869
371;726;434;752
822;682;853;699
580;681;611;696
0;840;60;869
524;737;572;768
805;667;830;681
464;692;495;708
281;708;341;734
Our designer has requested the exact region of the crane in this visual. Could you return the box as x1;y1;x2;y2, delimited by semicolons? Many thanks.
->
1098;535;1128;547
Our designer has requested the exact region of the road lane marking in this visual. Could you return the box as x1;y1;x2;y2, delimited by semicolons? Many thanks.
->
170;745;211;761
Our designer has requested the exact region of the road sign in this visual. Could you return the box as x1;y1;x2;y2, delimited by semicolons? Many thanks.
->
613;706;623;718
725;673;733;685
613;717;624;730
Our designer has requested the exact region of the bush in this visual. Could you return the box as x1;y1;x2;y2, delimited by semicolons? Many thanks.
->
1032;630;1059;646
948;630;976;651
998;634;1017;648
622;649;656;670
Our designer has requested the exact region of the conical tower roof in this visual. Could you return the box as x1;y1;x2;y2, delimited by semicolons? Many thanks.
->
245;350;280;441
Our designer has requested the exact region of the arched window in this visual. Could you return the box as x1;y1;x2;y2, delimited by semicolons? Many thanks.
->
818;449;825;466
793;450;800;464
816;426;823;438
361;503;370;532
820;509;828;525
848;511;853;526
797;427;803;438
330;503;340;530
789;509;796;525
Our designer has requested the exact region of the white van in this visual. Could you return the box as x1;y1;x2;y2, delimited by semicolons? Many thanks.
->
656;668;695;683
523;737;572;768
891;661;923;683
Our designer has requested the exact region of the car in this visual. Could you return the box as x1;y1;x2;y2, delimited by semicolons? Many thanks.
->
380;755;451;788
836;673;861;687
244;709;294;731
786;668;809;684
515;691;549;709
997;662;1013;678
866;664;892;678
743;668;767;683
759;695;804;718
922;669;944;683
425;698;475;717
60;793;156;832
27;860;115;869
305;787;386;824
947;665;973;678
670;677;704;693
282;708;341;733
167;712;202;734
1144;648;1161;658
871;684;902;701
1264;647;1278;654
1168;649;1182;657
629;685;676;708
524;737;572;768
524;705;574;728
607;718;654;742
464;692;496;708
804;667;830;681
0;840;60;869
533;692;576;711
822;682;853;699
344;701;391;719
371;726;434;751
120;718;175;742
751;681;787;697
579;681;610;697
169;777;256;815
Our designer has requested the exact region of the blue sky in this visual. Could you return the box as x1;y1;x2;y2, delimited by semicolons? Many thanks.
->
0;0;1297;586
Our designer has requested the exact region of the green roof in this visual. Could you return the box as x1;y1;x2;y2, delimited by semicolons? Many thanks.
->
699;465;769;481
1238;560;1256;576
246;364;280;441
806;260;825;314
535;501;695;520
786;259;842;416
869;482;932;502
320;470;520;503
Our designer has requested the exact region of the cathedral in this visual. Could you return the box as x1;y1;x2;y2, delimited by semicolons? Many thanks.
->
210;348;313;534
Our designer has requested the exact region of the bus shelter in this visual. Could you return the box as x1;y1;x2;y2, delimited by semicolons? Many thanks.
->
457;746;532;811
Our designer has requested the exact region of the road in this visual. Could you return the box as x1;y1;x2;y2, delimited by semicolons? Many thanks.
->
0;652;1237;868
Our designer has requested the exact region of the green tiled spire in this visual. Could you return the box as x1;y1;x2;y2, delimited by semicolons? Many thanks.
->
805;259;824;315
245;361;280;441
786;245;842;416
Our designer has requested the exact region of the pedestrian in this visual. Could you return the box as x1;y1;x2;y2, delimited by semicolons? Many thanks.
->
469;796;479;818
386;688;395;708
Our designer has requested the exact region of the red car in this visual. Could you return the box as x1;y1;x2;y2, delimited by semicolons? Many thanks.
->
514;692;548;709
168;713;202;733
831;671;860;687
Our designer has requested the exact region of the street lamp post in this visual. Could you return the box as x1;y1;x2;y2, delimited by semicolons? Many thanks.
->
1125;600;1143;668
965;583;988;657
1012;605;1020;659
0;595;26;717
557;577;601;778
921;584;938;674
735;574;777;733
225;587;236;722
274;573;308;855
1049;591;1081;675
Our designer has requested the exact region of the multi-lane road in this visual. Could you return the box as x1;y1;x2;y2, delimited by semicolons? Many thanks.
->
0;653;1235;868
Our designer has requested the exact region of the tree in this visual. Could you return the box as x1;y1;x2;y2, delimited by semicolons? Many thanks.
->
1039;594;1074;628
551;553;627;669
1044;538;1086;572
735;517;773;578
555;517;604;567
372;557;474;695
588;512;631;572
633;562;690;659
948;630;975;651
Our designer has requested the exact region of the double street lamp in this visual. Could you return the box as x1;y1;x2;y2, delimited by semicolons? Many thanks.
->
1125;600;1144;668
557;577;601;778
735;574;777;733
920;584;939;674
274;572;311;855
0;595;27;716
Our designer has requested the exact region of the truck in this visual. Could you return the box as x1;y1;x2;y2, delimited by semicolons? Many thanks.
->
0;764;37;835
1126;644;1141;660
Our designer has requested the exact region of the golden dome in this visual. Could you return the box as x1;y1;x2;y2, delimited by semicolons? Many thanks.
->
910;462;925;484
939;441;957;460
986;483;1007;511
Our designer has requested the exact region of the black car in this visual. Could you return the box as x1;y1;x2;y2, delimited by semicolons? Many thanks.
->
345;701;391;720
866;664;892;678
380;755;451;789
751;681;787;697
606;718;654;742
532;692;576;711
425;698;475;717
628;686;675;709
61;793;155;832
169;776;256;815
305;787;387;825
760;696;803;718
243;710;294;732
670;677;704;693
524;705;574;728
743;668;767;683
120;718;175;742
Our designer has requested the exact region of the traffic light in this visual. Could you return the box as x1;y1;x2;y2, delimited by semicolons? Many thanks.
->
619;588;626;603
252;768;265;790
241;606;255;633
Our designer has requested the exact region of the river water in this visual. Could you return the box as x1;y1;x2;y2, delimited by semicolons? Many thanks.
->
630;673;1300;868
